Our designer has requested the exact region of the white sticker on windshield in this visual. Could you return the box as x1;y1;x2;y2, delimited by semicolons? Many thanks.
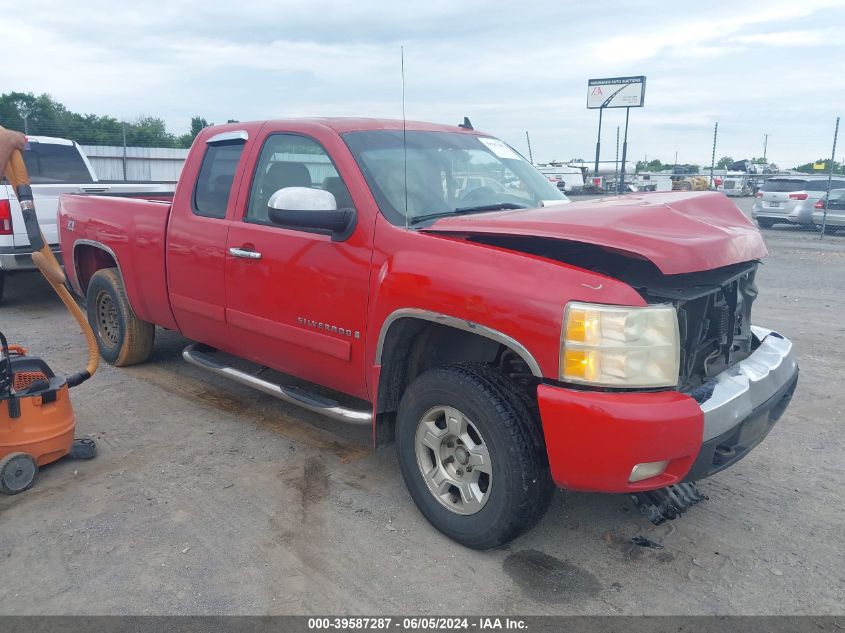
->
478;137;522;161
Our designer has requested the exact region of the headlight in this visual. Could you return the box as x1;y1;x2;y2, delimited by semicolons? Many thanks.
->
560;302;680;388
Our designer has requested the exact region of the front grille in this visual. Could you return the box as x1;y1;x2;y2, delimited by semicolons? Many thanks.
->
724;181;736;190
636;262;758;391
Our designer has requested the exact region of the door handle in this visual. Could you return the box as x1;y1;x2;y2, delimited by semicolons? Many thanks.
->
228;247;262;260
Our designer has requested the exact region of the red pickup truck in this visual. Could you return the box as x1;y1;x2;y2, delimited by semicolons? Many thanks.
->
59;118;798;548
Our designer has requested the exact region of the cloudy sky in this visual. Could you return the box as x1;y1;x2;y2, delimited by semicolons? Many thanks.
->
2;0;844;167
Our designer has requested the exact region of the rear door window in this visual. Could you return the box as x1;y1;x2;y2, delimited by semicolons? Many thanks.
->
22;143;93;184
192;141;246;219
761;179;808;192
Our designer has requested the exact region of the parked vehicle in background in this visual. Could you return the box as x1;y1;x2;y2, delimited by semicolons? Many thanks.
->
0;135;172;303
58;118;797;549
722;172;753;197
672;175;709;191
564;159;637;193
635;172;673;192
751;176;845;228
536;164;585;194
812;188;845;233
723;161;778;197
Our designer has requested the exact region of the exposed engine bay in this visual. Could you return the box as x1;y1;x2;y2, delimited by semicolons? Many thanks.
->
469;235;759;392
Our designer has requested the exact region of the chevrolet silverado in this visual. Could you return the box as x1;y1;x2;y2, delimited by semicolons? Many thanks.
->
58;118;798;548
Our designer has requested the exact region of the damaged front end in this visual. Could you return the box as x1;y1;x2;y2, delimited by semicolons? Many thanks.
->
466;234;761;394
472;233;798;509
625;261;759;395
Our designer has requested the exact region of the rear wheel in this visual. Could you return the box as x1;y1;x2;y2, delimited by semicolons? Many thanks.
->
396;363;554;549
86;268;154;366
756;218;775;228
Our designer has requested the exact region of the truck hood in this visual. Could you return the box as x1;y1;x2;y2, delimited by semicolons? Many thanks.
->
420;191;767;275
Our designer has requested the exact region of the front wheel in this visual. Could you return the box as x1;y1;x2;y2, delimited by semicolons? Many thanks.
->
86;267;155;366
396;363;554;549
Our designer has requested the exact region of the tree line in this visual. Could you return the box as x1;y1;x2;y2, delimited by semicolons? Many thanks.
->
0;91;228;149
636;155;843;174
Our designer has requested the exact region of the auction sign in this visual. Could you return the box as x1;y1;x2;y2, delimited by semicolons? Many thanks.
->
587;76;646;109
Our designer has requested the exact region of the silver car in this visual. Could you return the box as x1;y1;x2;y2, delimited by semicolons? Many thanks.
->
812;188;845;233
751;177;845;227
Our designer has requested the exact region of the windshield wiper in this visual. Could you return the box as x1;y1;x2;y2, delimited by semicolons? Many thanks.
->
410;203;526;225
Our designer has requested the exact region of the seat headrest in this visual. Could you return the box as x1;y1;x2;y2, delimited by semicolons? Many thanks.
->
265;162;311;190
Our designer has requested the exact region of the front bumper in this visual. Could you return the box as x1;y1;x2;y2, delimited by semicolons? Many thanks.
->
0;244;63;272
537;326;798;493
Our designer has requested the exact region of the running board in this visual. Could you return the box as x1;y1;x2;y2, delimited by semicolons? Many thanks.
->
182;344;372;425
630;482;708;525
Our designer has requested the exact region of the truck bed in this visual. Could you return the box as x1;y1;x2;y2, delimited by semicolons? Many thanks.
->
59;193;178;330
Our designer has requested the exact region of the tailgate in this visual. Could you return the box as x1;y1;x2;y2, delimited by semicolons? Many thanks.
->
759;180;807;213
758;190;794;216
760;190;791;208
10;183;72;247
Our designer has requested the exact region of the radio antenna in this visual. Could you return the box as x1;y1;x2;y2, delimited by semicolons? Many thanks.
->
401;45;409;230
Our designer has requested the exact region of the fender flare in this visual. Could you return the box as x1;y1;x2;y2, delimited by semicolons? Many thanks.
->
374;308;542;378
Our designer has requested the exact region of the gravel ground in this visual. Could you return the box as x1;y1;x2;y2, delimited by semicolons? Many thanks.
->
0;197;842;615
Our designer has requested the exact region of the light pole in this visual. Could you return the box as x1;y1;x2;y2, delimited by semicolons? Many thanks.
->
710;122;719;189
763;133;768;163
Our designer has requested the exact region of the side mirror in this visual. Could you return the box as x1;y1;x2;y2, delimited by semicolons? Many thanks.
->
267;187;356;241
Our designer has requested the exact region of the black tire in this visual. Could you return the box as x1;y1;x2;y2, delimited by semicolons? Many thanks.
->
396;363;554;549
86;267;155;366
0;452;38;495
756;218;775;228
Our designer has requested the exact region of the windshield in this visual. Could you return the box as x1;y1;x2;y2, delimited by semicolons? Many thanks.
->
342;130;567;225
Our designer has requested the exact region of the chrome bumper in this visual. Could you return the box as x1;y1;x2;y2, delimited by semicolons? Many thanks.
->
0;245;62;272
699;326;797;442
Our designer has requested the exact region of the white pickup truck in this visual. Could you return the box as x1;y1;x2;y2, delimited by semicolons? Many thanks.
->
0;135;173;302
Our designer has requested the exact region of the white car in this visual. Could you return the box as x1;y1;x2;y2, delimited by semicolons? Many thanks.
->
0;136;172;302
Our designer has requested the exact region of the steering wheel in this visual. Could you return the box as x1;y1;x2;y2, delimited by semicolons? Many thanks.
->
458;186;496;204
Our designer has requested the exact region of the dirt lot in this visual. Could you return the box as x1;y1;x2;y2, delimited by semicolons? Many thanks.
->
0;198;842;615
